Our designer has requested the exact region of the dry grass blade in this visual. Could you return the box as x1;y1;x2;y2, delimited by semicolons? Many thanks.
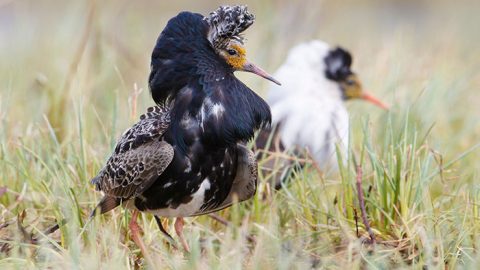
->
355;165;376;244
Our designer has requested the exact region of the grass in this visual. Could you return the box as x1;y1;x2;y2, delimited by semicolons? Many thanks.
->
1;0;479;269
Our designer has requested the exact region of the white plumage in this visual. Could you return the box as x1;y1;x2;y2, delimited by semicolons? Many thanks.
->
265;40;387;174
268;41;348;172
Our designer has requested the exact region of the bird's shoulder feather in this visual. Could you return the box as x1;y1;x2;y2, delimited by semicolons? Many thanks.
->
91;105;173;199
201;75;271;142
115;105;170;154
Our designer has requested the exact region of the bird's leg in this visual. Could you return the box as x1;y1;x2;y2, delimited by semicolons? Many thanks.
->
129;210;150;258
154;216;178;249
174;217;190;252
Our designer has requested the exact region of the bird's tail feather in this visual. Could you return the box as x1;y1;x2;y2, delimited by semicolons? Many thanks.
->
89;196;121;218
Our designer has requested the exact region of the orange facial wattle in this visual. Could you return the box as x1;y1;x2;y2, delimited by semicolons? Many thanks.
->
225;44;247;69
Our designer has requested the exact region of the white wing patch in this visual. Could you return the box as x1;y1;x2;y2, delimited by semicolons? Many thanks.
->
200;98;226;128
184;158;192;173
146;178;212;217
211;103;225;118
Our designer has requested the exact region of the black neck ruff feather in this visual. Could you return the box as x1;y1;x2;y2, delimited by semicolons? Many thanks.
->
148;8;270;152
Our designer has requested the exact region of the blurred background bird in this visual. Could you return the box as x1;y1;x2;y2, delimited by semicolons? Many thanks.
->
90;5;280;252
256;40;388;187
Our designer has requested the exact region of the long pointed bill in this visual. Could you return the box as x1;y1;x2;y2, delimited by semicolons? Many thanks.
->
361;92;389;110
241;61;281;85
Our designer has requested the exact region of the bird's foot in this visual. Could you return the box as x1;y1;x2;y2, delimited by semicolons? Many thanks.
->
174;218;190;253
129;210;152;260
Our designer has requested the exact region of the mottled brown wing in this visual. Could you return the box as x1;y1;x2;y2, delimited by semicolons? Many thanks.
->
114;105;170;155
226;144;258;204
91;105;173;199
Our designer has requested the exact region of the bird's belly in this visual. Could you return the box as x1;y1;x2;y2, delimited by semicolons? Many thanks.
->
273;100;349;171
144;178;212;218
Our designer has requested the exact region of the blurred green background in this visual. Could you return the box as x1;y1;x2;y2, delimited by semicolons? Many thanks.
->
1;0;479;268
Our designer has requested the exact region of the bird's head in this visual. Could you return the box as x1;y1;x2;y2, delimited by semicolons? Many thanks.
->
325;47;388;109
205;6;280;85
217;40;247;70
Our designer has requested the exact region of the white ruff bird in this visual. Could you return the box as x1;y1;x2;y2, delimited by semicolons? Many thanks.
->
256;40;388;184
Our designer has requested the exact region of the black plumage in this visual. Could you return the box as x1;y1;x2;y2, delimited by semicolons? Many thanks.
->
324;47;353;83
91;6;278;249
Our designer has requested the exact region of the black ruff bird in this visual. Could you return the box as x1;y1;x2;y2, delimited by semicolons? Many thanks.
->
90;6;280;252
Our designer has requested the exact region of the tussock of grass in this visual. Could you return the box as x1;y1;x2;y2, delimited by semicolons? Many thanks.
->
1;1;479;269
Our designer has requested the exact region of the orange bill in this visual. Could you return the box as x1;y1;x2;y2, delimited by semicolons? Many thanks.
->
242;61;281;85
361;92;389;110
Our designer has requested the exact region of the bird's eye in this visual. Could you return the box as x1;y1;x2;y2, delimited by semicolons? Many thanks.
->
346;79;355;86
227;49;237;56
